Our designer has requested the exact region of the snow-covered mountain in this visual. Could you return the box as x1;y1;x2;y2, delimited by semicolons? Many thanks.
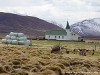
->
71;18;100;37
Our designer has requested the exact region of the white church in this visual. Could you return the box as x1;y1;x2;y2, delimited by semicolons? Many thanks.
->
45;21;81;41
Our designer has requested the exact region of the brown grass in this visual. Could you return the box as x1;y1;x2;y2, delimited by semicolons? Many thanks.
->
0;41;100;75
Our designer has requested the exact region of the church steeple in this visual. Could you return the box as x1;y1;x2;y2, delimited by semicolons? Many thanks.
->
66;21;70;29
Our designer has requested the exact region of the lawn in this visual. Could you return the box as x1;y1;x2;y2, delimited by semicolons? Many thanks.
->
32;40;100;57
32;40;100;50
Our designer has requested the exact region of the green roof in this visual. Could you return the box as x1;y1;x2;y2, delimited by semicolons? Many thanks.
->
45;29;67;35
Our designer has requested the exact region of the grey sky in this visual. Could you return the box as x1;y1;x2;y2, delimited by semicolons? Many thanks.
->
0;0;100;27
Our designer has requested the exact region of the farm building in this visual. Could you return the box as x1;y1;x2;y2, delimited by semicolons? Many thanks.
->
45;21;81;41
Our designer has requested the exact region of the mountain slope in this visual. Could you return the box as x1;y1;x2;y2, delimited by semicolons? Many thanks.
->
0;12;62;37
71;18;100;37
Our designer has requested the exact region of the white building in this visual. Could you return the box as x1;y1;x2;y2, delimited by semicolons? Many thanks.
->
45;21;81;41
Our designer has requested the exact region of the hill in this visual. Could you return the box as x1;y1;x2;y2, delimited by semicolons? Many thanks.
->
0;12;62;37
71;18;100;37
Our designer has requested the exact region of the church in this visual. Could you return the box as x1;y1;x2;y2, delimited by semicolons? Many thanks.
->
45;21;80;41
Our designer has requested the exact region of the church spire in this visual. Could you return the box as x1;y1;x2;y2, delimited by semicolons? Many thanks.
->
66;21;70;29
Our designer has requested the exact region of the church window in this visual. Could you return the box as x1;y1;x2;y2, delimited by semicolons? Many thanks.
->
62;36;64;39
55;36;56;38
73;34;75;35
72;33;75;36
59;36;60;39
49;36;50;38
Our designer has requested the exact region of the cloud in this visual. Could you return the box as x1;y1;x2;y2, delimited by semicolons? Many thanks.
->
0;0;100;27
0;0;29;7
0;0;49;7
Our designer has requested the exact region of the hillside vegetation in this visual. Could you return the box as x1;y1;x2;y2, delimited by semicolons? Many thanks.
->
0;12;62;37
0;40;100;75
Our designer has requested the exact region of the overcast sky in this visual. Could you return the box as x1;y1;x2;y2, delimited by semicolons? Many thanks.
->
0;0;100;28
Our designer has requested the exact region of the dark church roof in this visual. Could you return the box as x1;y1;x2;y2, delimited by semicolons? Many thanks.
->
66;21;70;29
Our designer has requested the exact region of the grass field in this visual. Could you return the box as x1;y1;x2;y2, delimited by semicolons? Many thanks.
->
0;40;100;75
32;40;100;56
32;40;100;50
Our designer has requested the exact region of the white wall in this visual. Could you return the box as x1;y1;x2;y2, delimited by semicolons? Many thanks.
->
66;29;71;40
56;35;67;40
45;31;80;41
45;35;68;40
45;35;56;40
70;32;80;40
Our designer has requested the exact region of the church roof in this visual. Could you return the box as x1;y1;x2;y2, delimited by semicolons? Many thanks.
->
66;21;70;29
45;29;67;35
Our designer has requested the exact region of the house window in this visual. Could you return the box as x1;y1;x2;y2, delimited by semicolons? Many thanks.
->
74;34;75;35
59;36;60;39
49;36;50;38
72;33;75;36
55;36;56;39
62;36;64;39
72;33;73;35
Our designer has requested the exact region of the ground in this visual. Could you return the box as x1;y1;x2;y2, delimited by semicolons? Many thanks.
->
0;40;100;75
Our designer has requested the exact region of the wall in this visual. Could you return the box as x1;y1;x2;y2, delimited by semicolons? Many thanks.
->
45;31;80;41
71;32;80;40
45;35;68;40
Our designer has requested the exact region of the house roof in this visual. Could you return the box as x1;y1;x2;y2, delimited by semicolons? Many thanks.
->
45;29;67;35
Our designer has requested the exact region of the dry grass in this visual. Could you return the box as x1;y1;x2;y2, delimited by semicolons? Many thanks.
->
0;40;100;75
